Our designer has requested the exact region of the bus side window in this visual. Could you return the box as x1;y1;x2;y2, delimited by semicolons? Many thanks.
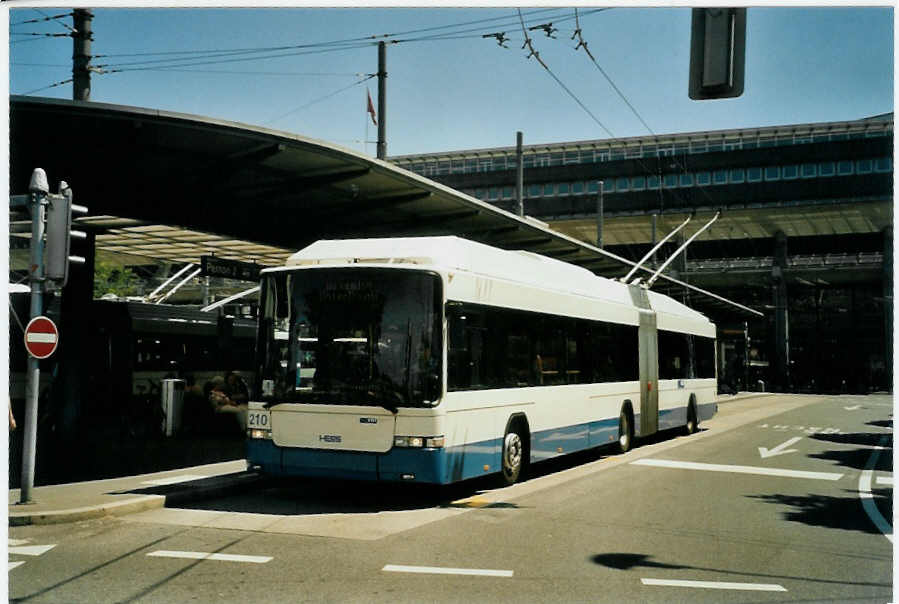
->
447;306;472;390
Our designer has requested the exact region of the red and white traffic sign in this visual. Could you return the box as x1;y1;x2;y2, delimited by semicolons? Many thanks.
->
24;316;59;359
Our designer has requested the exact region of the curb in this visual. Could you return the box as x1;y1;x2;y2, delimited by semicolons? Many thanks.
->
10;495;166;526
9;471;264;526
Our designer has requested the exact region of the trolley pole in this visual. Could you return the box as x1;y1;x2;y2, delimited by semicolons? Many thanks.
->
376;41;387;160
20;169;50;504
72;9;93;101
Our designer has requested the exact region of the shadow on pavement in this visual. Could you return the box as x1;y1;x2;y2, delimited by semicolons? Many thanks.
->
163;473;526;516
748;490;893;535
590;552;892;589
808;431;892;472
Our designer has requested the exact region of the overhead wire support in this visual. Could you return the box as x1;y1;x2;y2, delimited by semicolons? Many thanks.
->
11;11;73;27
34;7;78;33
482;32;509;48
528;23;558;38
517;9;615;139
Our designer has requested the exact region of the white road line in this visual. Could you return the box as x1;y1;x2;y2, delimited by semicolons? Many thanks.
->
875;476;893;486
859;436;893;543
8;544;56;556
8;539;30;546
631;459;843;481
382;564;514;577
141;474;207;486
641;578;787;592
147;550;272;564
8;562;25;572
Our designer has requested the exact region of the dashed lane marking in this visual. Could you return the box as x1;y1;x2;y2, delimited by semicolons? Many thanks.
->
631;459;843;481
147;550;272;564
641;578;787;592
8;562;25;572
383;564;514;577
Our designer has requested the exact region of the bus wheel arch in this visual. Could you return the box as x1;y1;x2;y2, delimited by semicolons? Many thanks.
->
685;394;699;435
500;413;530;486
617;401;635;454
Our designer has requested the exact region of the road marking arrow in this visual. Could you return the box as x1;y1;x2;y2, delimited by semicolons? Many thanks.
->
844;405;862;410
758;437;801;459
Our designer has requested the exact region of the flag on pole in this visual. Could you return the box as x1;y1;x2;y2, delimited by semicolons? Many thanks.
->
367;89;377;126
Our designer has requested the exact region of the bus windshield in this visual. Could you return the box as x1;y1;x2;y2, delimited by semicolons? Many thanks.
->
255;268;442;409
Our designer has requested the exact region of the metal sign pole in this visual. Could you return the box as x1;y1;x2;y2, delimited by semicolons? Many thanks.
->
20;169;49;504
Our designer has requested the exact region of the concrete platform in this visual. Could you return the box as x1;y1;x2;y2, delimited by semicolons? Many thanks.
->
9;460;259;526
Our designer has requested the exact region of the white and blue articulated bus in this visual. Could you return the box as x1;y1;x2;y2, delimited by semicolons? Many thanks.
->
246;236;717;485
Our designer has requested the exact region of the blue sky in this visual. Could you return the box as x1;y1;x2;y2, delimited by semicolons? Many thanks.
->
7;6;895;156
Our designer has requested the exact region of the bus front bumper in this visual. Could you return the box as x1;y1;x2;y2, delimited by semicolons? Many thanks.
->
247;439;449;484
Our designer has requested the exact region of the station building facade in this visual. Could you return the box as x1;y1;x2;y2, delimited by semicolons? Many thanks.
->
391;115;893;394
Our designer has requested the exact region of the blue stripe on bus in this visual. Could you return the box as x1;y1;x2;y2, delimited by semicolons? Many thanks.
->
247;403;718;484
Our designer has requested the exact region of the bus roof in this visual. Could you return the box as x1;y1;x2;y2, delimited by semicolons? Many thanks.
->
283;236;714;332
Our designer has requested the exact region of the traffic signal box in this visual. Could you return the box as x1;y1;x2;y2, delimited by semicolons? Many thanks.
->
689;8;747;100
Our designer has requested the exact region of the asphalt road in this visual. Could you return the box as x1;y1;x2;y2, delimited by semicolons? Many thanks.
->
9;394;893;603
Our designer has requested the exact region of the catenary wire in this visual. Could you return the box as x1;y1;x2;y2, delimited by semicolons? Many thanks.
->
98;43;377;73
91;7;568;60
263;74;376;125
21;78;73;95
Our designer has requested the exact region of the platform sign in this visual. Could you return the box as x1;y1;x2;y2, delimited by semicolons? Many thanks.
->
24;316;59;359
200;255;261;281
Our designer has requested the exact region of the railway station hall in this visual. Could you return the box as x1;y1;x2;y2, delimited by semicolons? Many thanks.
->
390;114;893;395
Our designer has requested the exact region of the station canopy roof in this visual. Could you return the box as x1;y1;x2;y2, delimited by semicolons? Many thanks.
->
9;96;760;319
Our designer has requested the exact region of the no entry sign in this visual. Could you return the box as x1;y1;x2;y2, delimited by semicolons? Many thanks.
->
24;316;59;359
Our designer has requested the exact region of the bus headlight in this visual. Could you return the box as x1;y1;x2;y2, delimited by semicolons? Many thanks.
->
249;429;272;440
394;435;444;448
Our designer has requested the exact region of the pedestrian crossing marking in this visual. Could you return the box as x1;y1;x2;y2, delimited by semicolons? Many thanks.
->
8;541;55;572
9;544;56;556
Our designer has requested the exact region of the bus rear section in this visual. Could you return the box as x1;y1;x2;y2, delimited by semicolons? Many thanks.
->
246;266;448;483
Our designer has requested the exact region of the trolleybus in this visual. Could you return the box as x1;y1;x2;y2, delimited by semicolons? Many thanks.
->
247;236;717;485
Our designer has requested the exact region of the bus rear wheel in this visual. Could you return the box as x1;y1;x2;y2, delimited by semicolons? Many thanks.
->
500;430;524;486
617;409;634;454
